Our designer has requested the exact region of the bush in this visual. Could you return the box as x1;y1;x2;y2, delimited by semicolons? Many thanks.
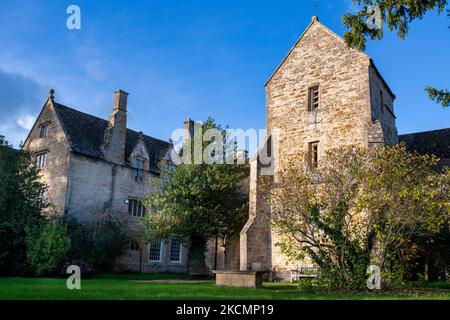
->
26;219;70;276
64;212;131;274
90;212;131;273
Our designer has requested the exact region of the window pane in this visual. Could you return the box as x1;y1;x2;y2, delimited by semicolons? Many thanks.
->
170;240;181;262
149;241;161;261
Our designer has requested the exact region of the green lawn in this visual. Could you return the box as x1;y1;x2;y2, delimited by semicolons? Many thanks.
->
0;274;449;300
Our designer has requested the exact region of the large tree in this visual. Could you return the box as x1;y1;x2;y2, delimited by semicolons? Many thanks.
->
343;0;449;108
0;135;47;275
269;145;449;289
141;118;248;273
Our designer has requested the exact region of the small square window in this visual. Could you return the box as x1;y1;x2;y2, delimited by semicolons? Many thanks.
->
308;86;320;111
309;142;319;168
39;124;49;138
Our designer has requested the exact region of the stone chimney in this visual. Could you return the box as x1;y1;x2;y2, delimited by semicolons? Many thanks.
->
102;90;129;164
183;118;195;143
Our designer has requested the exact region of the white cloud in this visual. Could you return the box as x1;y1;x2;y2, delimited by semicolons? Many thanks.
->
17;114;35;130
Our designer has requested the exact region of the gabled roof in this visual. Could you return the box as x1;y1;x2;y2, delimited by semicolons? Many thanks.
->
53;102;171;173
265;16;395;99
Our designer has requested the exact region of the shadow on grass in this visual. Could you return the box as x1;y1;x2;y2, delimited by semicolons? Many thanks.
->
95;273;191;281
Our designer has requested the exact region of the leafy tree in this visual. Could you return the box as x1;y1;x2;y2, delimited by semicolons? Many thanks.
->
88;209;131;273
268;147;372;289
26;219;70;276
142;118;248;273
0;135;47;275
343;0;449;108
269;145;449;289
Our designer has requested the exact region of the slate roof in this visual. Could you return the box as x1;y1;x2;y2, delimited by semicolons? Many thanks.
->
53;102;171;173
399;128;450;170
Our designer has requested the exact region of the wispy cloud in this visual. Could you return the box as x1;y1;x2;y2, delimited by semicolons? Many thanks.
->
0;69;45;147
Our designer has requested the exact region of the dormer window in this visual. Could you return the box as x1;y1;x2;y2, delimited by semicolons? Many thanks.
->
39;123;49;138
135;158;145;181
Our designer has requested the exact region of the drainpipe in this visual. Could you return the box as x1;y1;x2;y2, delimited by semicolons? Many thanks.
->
108;164;117;213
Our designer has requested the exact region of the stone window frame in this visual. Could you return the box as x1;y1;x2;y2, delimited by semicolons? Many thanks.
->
35;150;48;169
127;198;146;218
308;141;319;168
307;84;321;112
169;239;182;263
149;241;163;262
39;122;50;138
134;157;146;182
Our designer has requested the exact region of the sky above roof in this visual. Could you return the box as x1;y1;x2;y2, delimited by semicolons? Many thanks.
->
0;0;448;151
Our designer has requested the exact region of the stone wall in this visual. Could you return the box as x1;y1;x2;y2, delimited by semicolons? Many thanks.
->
23;100;70;216
66;152;188;273
261;18;398;274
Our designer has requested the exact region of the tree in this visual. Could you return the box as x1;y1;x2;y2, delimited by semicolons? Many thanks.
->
343;0;449;108
269;147;372;289
269;145;449;289
0;135;47;275
141;118;248;273
26;219;70;276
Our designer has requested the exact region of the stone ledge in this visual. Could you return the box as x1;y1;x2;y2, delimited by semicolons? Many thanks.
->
212;270;263;289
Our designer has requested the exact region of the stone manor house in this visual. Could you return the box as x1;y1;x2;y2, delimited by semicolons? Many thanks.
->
23;17;450;277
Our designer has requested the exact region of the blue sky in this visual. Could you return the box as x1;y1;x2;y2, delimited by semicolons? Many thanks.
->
0;0;448;149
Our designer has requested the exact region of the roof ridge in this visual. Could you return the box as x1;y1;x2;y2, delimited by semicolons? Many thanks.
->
54;101;170;144
399;127;450;136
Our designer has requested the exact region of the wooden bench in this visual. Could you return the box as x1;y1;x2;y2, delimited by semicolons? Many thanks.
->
290;265;319;283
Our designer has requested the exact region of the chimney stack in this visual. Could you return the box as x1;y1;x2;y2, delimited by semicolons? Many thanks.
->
114;89;128;111
102;89;129;164
183;118;195;143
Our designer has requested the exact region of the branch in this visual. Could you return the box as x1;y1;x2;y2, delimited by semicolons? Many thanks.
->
426;86;450;108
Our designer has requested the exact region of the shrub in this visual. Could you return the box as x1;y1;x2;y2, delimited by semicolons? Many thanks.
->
26;219;71;276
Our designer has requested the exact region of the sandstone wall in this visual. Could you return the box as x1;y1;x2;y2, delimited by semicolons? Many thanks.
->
23;101;70;216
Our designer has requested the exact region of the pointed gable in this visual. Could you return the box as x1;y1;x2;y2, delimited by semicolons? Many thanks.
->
265;16;370;87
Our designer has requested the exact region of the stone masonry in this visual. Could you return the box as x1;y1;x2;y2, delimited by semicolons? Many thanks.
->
239;16;398;276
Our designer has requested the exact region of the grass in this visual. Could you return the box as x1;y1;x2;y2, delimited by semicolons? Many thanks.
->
0;274;449;300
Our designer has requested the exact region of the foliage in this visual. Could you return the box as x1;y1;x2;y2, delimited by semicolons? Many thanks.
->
268;147;372;290
142;117;249;271
426;87;450;108
343;0;449;108
0;135;47;275
26;219;71;276
65;210;131;274
269;144;449;289
88;210;131;273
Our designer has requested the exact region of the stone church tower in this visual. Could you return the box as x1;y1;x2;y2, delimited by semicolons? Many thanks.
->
239;17;398;276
